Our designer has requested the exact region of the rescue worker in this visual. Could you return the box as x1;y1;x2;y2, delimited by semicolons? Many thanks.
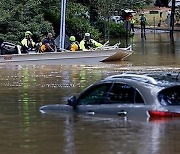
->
40;33;56;52
69;36;79;51
140;14;146;35
21;31;35;53
79;33;102;51
130;16;136;32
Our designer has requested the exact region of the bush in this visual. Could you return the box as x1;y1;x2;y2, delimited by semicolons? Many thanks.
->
108;22;128;37
0;0;54;44
66;17;100;41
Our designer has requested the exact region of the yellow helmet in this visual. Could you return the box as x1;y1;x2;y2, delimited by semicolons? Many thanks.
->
25;31;32;36
69;36;76;42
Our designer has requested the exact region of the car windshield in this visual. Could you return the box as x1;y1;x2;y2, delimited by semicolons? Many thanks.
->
158;86;180;105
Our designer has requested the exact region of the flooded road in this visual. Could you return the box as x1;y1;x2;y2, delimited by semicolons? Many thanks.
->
129;32;180;66
0;32;180;154
110;32;180;67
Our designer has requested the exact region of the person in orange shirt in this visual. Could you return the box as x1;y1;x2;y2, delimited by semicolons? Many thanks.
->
69;36;79;51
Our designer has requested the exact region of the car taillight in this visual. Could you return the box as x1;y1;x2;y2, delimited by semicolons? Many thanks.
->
148;110;180;118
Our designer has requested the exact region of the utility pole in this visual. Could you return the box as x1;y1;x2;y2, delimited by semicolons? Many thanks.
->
59;0;66;50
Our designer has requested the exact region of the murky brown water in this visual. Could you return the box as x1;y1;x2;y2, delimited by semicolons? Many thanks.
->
0;32;180;154
110;32;180;67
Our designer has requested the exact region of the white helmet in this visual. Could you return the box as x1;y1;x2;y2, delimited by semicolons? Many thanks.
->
85;33;90;37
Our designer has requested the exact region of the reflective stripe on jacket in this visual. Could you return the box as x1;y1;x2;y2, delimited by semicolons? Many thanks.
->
80;39;102;51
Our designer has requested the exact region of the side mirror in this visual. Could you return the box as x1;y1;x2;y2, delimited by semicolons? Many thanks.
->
68;96;77;107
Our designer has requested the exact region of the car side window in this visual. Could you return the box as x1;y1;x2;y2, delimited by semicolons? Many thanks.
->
77;83;112;105
107;83;144;104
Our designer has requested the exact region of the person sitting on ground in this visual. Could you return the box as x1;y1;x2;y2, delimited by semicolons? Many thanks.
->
79;33;102;51
69;36;79;51
40;33;56;52
21;31;35;53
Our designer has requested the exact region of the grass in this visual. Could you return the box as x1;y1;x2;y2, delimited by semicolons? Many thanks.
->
134;12;168;27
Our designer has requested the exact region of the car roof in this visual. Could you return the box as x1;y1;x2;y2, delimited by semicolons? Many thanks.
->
102;73;180;104
103;73;180;88
104;74;158;85
79;73;180;105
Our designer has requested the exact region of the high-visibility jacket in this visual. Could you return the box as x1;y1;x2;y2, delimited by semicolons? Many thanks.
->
21;38;35;48
130;18;136;24
80;39;102;51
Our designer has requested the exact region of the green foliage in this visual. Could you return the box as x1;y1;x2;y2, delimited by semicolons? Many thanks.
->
0;0;54;43
66;2;100;40
108;22;128;37
0;0;153;44
66;17;99;41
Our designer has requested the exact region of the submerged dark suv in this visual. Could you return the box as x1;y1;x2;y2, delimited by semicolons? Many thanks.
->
40;74;180;118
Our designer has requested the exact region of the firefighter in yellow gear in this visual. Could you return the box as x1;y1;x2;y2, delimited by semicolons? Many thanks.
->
21;31;35;53
79;33;102;51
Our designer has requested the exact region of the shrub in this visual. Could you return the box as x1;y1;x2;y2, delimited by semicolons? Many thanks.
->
108;22;129;37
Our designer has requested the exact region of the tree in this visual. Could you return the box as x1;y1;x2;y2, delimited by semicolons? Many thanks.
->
154;0;169;7
1;0;154;43
66;2;100;40
0;0;54;43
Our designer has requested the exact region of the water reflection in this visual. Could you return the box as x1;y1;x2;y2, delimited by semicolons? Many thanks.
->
128;32;180;66
40;112;180;154
64;116;75;154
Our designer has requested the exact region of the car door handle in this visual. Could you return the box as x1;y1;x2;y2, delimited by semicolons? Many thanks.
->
117;110;127;116
86;111;95;115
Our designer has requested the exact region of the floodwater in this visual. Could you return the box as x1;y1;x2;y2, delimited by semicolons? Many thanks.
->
0;32;180;154
114;31;180;67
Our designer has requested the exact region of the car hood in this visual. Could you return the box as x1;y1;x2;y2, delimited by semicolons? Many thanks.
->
40;104;73;114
